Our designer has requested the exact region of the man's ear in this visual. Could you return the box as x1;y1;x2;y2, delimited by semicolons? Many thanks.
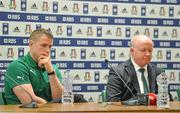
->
29;40;33;47
130;47;134;53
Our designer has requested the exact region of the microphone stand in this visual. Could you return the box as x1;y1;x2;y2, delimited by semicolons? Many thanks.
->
105;59;149;106
5;74;38;108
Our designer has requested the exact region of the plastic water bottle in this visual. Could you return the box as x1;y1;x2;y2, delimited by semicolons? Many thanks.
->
62;70;74;104
156;71;170;108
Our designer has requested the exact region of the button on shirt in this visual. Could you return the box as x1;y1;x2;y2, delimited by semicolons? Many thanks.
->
131;58;149;94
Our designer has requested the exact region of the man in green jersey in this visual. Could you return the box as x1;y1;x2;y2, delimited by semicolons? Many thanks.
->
4;29;64;105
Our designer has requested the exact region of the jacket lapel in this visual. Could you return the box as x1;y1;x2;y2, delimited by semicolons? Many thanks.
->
125;59;141;94
147;64;156;93
125;59;157;94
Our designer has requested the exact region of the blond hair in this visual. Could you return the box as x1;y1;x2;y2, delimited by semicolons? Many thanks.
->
29;29;53;41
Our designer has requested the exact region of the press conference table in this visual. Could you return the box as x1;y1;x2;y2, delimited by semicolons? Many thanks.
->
0;101;179;113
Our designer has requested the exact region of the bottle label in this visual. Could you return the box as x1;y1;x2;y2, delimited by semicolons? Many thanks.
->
156;72;170;108
62;92;74;104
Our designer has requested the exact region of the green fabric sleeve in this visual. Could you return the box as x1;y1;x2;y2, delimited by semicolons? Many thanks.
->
5;60;31;89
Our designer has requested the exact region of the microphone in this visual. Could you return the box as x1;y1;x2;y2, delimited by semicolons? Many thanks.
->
5;74;38;108
105;59;149;106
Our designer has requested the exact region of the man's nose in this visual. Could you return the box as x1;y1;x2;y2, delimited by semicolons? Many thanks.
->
145;50;152;56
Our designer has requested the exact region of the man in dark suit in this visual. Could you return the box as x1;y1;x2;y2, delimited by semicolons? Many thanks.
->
106;34;161;102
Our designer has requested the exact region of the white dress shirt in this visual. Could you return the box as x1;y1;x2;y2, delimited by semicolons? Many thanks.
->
131;58;149;94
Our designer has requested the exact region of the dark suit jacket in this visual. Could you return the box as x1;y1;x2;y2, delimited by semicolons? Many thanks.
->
106;59;161;102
